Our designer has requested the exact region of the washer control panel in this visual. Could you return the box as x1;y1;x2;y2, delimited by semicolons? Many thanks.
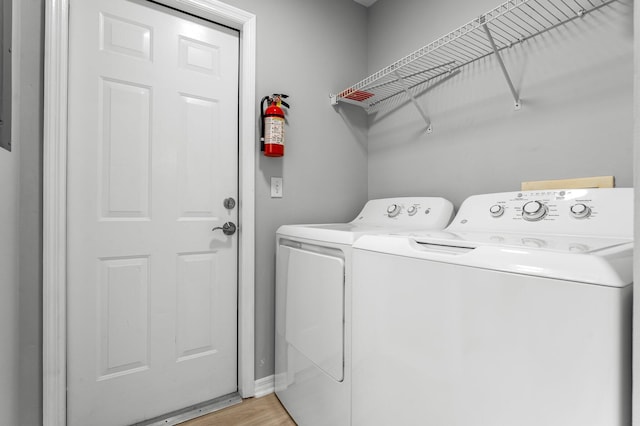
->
352;197;455;228
449;188;633;238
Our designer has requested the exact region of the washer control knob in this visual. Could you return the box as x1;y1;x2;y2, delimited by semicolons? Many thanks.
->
407;205;418;216
522;201;548;221
570;203;591;219
386;204;401;218
489;204;504;218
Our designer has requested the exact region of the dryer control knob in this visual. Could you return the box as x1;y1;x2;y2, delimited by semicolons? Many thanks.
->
489;204;504;218
407;205;418;216
387;204;401;218
570;203;591;219
522;201;548;221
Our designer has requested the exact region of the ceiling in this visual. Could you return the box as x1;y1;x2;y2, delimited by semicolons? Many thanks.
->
353;0;378;7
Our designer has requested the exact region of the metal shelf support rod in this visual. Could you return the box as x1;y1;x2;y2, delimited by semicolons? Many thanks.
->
482;22;521;110
394;71;432;133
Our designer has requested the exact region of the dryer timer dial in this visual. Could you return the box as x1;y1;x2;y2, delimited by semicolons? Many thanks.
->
489;204;504;218
386;204;401;218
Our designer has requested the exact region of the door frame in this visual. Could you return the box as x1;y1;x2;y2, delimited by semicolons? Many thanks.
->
43;0;257;424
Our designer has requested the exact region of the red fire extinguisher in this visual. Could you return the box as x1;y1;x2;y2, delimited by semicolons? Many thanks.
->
260;94;289;157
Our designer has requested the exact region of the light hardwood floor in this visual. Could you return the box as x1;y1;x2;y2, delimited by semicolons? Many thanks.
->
180;394;296;426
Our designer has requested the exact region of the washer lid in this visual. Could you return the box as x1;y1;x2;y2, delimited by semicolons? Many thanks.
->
403;230;632;254
277;223;408;245
353;232;633;287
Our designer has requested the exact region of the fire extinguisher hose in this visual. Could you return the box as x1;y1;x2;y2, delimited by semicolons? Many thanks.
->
259;95;270;152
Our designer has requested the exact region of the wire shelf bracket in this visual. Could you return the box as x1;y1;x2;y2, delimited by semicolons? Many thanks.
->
394;71;432;132
481;17;521;110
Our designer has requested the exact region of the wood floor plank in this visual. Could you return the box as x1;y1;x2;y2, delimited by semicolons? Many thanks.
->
179;394;296;426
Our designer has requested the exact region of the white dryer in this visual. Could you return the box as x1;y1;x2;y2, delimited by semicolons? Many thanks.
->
274;197;454;426
352;188;633;426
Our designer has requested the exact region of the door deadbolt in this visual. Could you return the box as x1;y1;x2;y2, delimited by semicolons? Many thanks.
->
212;222;236;236
223;197;236;209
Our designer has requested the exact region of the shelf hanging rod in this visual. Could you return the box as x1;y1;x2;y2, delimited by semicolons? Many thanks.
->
454;38;489;57
547;0;572;19
519;5;551;27
466;30;495;49
367;61;457;92
571;0;586;11
495;16;526;39
528;5;556;25
482;20;521;109
490;25;520;46
559;0;581;15
371;68;461;109
530;1;562;23
504;10;538;33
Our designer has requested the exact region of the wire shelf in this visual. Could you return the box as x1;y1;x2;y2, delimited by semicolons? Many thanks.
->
330;0;618;115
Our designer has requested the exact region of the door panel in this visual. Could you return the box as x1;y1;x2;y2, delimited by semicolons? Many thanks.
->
176;252;219;361
100;79;151;218
177;95;221;218
67;0;239;424
98;256;150;379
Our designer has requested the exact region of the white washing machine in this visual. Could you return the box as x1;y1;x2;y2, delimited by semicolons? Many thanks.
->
274;197;454;426
352;188;633;426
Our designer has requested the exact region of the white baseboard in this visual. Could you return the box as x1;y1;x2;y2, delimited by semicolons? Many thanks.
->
254;375;275;398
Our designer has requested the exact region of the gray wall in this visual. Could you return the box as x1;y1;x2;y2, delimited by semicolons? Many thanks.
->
0;0;20;421
0;144;19;424
222;0;369;379
17;0;44;423
0;0;44;425
366;0;634;207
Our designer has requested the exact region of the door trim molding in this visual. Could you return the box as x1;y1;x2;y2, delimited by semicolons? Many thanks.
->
43;1;256;424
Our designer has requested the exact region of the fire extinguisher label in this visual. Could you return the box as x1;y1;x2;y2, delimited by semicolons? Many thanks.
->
265;116;285;145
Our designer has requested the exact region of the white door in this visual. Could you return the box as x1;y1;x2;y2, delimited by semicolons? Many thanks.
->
66;0;239;424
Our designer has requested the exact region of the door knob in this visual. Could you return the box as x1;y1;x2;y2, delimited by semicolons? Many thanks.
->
212;222;236;236
223;197;236;209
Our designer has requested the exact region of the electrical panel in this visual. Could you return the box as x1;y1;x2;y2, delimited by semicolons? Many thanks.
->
1;0;11;152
